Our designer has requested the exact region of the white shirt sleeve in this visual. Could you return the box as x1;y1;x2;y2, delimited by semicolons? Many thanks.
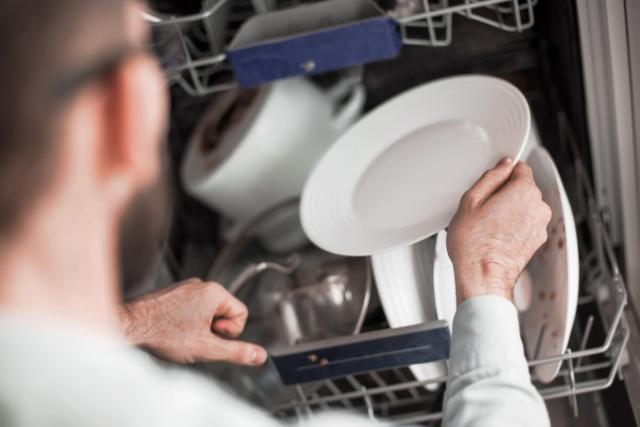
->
442;295;550;427
0;298;550;427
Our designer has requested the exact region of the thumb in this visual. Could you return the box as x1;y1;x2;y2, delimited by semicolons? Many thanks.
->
205;336;268;366
465;157;514;205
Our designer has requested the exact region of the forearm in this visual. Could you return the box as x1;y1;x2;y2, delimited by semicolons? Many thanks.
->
443;296;550;427
119;301;154;346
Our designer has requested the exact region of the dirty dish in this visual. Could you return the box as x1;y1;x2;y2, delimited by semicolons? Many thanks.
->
432;145;579;383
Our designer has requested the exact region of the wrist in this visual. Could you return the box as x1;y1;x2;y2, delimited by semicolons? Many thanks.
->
120;300;153;346
456;281;513;304
454;262;515;305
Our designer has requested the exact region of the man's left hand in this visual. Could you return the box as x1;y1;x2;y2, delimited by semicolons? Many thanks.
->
121;278;268;365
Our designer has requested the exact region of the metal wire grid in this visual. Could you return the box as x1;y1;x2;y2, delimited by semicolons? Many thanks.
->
141;0;539;96
399;0;537;46
266;248;628;425
261;120;631;424
142;0;250;96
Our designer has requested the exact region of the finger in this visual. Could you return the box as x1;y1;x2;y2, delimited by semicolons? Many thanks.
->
212;318;244;338
509;161;534;181
495;162;537;198
209;285;249;335
205;337;268;366
463;157;514;206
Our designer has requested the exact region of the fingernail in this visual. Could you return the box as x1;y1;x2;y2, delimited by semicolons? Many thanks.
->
500;157;513;166
251;348;267;365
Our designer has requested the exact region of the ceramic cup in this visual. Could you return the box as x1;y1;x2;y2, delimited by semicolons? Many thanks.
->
182;76;366;252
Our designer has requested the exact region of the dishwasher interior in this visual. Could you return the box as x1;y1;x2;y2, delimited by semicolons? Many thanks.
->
136;0;637;425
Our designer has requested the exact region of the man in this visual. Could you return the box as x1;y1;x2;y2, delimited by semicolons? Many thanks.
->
0;1;551;426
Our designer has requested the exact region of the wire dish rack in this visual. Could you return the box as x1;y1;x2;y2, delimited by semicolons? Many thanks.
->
141;0;538;96
246;114;629;425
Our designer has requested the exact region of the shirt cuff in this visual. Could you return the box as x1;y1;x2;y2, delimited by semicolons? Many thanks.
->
449;295;528;378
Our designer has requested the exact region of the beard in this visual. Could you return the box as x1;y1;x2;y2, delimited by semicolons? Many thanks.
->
118;150;173;296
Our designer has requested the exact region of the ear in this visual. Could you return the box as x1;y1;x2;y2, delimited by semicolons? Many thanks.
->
102;53;168;205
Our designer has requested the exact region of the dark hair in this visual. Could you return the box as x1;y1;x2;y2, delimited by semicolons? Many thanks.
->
0;0;126;236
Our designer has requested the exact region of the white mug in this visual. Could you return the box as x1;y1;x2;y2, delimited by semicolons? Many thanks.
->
182;77;366;252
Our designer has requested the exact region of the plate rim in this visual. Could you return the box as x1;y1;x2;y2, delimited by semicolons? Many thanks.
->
301;74;531;256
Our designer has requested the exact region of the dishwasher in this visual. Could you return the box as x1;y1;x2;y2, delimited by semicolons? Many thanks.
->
136;1;640;425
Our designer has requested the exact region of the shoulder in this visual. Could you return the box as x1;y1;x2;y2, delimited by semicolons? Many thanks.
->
0;317;272;426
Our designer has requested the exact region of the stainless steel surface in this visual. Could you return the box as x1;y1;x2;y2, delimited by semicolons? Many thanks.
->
626;0;640;254
225;248;372;346
203;250;373;407
203;198;375;406
572;3;640;411
227;255;301;294
575;0;635;255
268;250;372;345
142;0;539;96
621;0;640;365
211;196;374;340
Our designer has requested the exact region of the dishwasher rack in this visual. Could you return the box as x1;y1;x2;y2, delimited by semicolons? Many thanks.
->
141;0;538;96
260;116;631;425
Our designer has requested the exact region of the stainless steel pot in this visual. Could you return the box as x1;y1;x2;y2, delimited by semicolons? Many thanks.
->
202;198;373;407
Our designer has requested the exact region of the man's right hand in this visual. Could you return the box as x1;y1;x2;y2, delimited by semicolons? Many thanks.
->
121;279;268;366
447;158;552;305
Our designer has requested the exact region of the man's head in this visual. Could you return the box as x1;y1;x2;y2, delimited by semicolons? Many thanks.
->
0;0;169;283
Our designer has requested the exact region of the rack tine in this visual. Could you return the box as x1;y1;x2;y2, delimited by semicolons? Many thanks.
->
293;405;305;424
565;349;579;418
393;369;421;399
323;380;355;409
576;316;595;369
369;371;399;402
309;392;331;412
296;385;314;419
345;375;363;392
511;0;522;31
362;388;379;423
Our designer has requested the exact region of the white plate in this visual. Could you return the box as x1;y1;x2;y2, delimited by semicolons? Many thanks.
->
523;146;579;383
432;232;457;332
371;238;447;387
301;75;530;256
432;146;579;383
